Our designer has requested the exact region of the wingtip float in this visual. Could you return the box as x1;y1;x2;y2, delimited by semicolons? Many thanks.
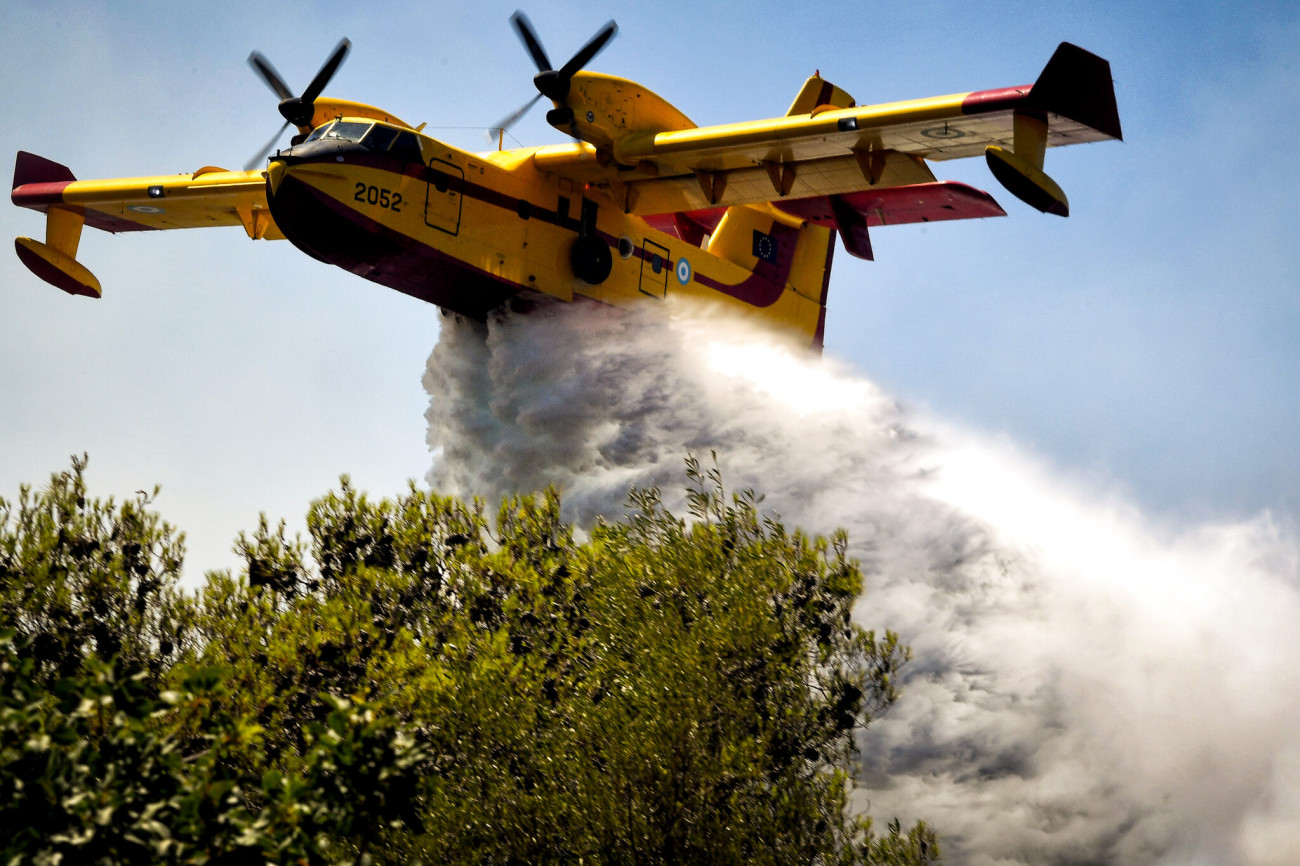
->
11;16;1120;350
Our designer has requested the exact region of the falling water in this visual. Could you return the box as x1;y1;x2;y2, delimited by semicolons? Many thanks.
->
423;302;1300;865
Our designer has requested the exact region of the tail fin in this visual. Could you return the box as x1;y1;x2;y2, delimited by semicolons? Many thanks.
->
705;203;835;350
785;75;844;348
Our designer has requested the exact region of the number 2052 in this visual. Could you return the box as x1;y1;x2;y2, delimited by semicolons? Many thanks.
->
354;182;403;212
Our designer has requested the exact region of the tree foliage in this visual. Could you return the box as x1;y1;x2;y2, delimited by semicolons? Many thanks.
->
0;454;188;685
0;456;939;864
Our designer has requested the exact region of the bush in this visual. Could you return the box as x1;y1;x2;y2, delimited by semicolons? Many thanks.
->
0;456;938;864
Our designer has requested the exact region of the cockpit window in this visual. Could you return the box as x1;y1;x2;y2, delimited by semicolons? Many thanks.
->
304;122;334;142
359;124;422;161
321;121;373;143
364;124;400;152
302;120;420;161
389;132;422;161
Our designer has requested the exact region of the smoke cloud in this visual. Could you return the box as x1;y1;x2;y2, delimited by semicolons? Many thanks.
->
423;302;1300;865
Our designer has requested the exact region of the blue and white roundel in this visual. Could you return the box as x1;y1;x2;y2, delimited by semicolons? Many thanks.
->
675;256;692;285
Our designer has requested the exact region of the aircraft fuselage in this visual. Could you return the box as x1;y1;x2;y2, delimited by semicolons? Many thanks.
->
264;122;828;340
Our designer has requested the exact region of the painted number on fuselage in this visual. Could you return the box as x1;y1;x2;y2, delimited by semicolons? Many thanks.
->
354;183;403;212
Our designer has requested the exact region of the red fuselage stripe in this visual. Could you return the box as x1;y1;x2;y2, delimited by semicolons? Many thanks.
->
287;153;794;311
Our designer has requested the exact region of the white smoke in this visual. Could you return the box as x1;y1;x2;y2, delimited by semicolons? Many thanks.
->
423;302;1300;865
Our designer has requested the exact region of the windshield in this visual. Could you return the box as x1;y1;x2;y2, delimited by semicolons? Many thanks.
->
301;120;419;160
364;124;399;152
362;125;422;161
304;122;334;142
320;121;373;143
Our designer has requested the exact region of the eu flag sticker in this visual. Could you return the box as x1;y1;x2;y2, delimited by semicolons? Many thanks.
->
752;229;778;264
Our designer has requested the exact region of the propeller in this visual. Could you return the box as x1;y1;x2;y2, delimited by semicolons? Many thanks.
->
490;11;617;139
244;38;351;171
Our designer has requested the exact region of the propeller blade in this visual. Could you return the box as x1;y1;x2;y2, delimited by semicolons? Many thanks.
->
501;13;618;138
510;11;552;73
558;19;617;79
245;120;291;171
248;52;293;101
301;37;351;104
490;93;544;139
246;39;350;168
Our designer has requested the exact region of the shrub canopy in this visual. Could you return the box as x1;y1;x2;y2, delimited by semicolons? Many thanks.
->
0;456;938;864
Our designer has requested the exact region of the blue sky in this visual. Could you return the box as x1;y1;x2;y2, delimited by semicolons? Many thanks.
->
2;0;1297;575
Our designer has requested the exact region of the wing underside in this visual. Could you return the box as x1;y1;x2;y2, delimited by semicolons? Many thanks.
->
531;42;1120;229
12;155;277;235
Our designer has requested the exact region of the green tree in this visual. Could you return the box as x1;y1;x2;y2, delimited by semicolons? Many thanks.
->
0;630;427;865
0;456;940;864
0;455;190;685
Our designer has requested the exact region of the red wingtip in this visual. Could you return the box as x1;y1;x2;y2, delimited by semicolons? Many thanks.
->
1030;43;1123;142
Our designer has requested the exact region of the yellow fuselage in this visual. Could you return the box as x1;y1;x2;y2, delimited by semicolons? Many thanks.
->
13;43;1122;349
265;121;828;344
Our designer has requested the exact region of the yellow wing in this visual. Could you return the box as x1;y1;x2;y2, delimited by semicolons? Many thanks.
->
530;42;1121;219
11;151;278;297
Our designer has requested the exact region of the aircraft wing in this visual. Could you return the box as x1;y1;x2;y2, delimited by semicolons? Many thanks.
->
11;151;278;296
532;42;1121;221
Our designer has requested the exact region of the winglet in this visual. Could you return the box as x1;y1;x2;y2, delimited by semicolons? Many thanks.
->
786;74;856;117
1028;42;1123;142
982;43;1119;217
13;150;76;192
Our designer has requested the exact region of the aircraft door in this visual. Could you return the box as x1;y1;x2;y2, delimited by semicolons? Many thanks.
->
425;159;464;235
639;239;670;299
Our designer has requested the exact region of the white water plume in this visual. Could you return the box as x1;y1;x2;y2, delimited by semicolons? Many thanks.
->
423;302;1300;865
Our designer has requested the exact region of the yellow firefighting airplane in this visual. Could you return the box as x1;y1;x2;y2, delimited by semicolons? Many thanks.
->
12;13;1120;349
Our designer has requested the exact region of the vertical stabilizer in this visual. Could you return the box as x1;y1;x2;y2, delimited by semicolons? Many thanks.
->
706;203;835;351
